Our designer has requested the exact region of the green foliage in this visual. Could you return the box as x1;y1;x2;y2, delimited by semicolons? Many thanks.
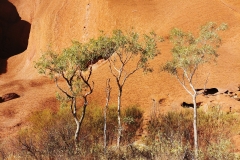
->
147;107;239;159
35;39;99;143
80;105;118;145
14;105;143;159
87;30;160;148
111;30;160;70
86;30;160;72
34;42;91;97
123;105;143;121
34;30;160;145
35;42;88;77
17;107;76;159
1;105;239;159
162;22;227;75
162;22;227;159
122;105;143;143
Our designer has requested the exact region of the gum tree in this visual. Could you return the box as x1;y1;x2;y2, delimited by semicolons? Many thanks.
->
162;22;227;159
90;30;160;148
35;41;95;146
35;30;160;150
104;79;111;153
108;30;160;148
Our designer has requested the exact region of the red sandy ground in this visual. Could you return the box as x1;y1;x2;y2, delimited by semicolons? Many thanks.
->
1;0;240;149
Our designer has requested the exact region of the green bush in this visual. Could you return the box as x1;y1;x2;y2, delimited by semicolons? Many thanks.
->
122;105;143;143
17;107;76;159
3;105;239;159
13;104;143;159
147;106;240;159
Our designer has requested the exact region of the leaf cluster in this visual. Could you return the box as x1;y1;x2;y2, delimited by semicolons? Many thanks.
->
86;30;160;72
35;42;89;77
162;22;227;75
35;29;160;82
34;41;98;99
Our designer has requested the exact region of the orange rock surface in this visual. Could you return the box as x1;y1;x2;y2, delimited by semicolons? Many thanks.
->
0;0;240;144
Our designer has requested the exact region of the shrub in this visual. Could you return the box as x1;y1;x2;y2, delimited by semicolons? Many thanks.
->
4;104;239;159
147;106;240;159
17;107;76;159
122;105;143;144
13;105;143;159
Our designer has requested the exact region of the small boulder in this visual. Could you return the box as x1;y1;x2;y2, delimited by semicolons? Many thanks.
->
2;93;20;102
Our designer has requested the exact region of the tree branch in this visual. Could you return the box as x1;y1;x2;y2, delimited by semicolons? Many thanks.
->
79;67;94;98
54;77;72;98
189;64;198;83
176;74;193;96
123;51;133;64
109;62;118;79
86;66;93;82
183;68;191;82
61;71;71;87
116;51;124;65
109;58;120;74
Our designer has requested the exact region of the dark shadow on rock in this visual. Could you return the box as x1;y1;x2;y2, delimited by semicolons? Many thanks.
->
196;88;218;95
0;58;7;74
181;102;202;108
203;88;218;95
224;90;232;94
0;92;20;103
0;0;31;73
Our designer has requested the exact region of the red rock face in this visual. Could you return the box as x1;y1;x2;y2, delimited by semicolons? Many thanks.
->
0;0;240;141
0;0;31;59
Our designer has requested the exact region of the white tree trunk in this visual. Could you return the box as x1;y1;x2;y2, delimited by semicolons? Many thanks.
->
72;97;80;149
103;106;107;153
192;94;198;159
72;97;87;148
117;90;122;149
74;119;80;143
104;79;111;153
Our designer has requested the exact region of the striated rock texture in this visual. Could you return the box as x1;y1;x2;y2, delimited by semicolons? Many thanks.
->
0;0;240;140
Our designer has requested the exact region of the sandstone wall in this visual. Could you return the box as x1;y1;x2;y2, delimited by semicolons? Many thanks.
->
0;0;239;138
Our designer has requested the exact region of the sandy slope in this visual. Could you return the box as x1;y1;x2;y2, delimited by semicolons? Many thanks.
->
0;0;240;144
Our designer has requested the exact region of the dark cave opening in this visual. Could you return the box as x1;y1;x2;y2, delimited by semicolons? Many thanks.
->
0;0;31;74
181;102;202;108
203;88;218;95
196;88;219;95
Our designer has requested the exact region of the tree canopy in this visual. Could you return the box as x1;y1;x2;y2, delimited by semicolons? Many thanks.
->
162;22;227;159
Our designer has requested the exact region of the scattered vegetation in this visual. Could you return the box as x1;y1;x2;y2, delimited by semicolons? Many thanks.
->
86;30;160;148
34;29;160;148
3;105;142;159
1;24;237;160
147;106;239;159
34;41;95;144
162;22;227;158
1;105;239;159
